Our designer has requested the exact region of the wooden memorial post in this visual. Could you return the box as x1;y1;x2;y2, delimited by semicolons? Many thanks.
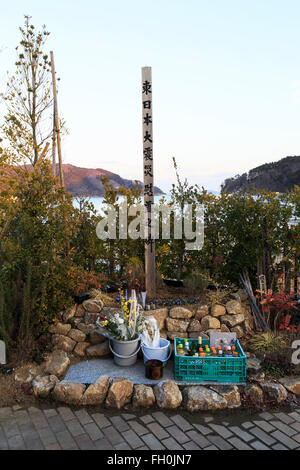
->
142;67;156;297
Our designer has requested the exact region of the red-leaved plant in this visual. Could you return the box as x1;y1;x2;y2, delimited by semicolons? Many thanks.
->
256;289;298;330
279;314;298;333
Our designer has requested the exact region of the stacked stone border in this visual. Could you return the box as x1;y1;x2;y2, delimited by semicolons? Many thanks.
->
14;294;300;411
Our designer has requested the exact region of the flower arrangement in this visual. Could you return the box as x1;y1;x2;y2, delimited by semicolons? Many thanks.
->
96;289;148;341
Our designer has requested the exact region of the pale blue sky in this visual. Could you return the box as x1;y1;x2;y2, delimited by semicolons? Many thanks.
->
1;0;300;191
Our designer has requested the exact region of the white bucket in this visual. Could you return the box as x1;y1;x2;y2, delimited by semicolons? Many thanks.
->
142;338;172;366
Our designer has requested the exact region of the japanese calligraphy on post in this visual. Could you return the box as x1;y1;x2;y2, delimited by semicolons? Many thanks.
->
142;66;155;295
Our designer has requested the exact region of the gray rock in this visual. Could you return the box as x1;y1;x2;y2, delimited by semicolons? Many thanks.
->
201;316;221;330
86;341;110;358
82;299;104;313
73;342;90;357
247;357;262;373
166;318;189;332
226;300;243;315
153;380;182;409
48;322;72;336
32;375;59;398
278;376;300;395
220;314;245;328
211;304;226;317
82;375;110;405
62;305;77;323
132;384;155;408
106;378;133;409
68;329;86;342
52;334;76;353
210;385;241;408
195;305;209;321
260;382;288;403
183;386;227;412
188;318;202;332
243;384;263;402
52;380;86;405
44;350;70;377
169;307;194;320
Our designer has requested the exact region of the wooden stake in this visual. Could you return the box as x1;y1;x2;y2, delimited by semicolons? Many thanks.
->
50;51;64;187
142;66;156;297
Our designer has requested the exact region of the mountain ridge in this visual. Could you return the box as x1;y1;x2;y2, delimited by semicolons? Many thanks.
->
57;163;165;196
223;156;300;193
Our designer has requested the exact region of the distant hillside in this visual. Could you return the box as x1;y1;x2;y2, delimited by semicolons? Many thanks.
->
57;164;164;197
223;156;300;193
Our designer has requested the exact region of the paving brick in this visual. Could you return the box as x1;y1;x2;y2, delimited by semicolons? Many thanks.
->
208;424;233;439
288;411;300;422
249;427;276;446
115;441;132;450
241;421;254;429
0;407;13;420
57;407;76;422
45;442;62;450
56;429;78;450
228;437;252;450
94;438;113;450
253;420;275;433
123;429;143;449
43;408;58;419
74;409;93;425
102;426;124;446
48;415;67;434
8;434;26;450
183;441;201;450
136;445;149;450
129;420;148;435
272;412;294;425
37;426;58;446
13;410;31;426
147;422;170;440
162;437;183;450
140;414;154;424
91;413;110;429
272;443;288;450
75;433;96;450
166;425;190;444
207;434;233;450
203;445;219;450
0;426;8;450
65;419;85;437
229;426;254;443
270;430;299;450
258;412;274;421
30;411;49;429
187;430;211;449
290;422;300;433
141;433;166;450
122;413;135;421
84;422;104;441
109;416;130;431
2;420;20;438
270;421;297;437
151;411;173;427
193;423;213;435
170;415;193;432
251;440;270;450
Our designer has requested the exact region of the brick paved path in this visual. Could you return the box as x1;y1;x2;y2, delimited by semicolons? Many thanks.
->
0;405;300;450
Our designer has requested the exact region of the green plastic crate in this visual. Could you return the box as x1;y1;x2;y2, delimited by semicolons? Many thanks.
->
174;338;247;383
